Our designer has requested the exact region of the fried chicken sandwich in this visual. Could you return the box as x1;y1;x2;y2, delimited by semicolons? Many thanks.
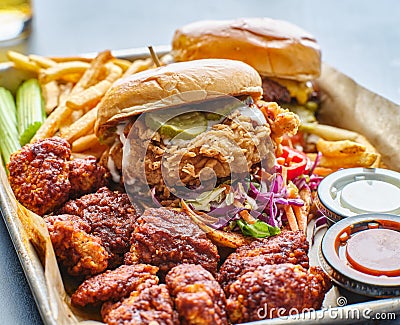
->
95;58;300;238
172;17;321;122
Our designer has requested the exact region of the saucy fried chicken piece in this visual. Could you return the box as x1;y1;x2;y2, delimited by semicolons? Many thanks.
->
71;264;159;307
102;284;178;325
45;214;109;276
257;101;300;148
8;136;110;215
126;208;219;276
68;156;109;198
57;187;139;267
218;230;309;292
226;264;332;323
166;264;228;325
8;137;71;215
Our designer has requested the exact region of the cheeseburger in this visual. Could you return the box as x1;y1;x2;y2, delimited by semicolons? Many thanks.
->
172;17;321;121
95;58;300;236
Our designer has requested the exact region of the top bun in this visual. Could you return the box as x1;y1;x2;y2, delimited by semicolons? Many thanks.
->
172;18;321;81
95;58;263;139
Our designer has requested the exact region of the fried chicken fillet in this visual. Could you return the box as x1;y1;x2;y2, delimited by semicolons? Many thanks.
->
8;137;72;215
68;156;109;198
45;214;109;276
102;284;178;325
226;264;332;323
218;230;309;292
57;187;139;267
166;264;228;325
126;208;219;276
7;137;108;215
71;264;159;307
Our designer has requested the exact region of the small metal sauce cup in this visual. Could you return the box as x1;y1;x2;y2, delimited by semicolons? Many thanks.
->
316;168;400;224
319;213;400;298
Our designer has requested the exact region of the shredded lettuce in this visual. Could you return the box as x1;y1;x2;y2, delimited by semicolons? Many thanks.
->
237;220;281;238
185;186;226;211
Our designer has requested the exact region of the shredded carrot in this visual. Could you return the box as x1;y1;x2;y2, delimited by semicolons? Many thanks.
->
281;165;288;186
284;205;299;231
239;210;256;224
313;166;337;177
293;205;307;233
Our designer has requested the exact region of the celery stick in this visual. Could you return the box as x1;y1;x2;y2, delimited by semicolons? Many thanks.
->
0;87;20;165
16;79;46;146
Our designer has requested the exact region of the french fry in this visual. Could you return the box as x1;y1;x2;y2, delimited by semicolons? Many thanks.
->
281;165;288;187
52;73;84;84
58;83;73;103
71;133;101;152
66;63;122;110
7;50;40;73
42;81;60;114
123;58;153;76
316;139;366;157
30;83;73;142
28;54;57;68
59;107;98;143
39;61;90;83
49;56;92;63
71;50;113;94
284;205;299;232
111;58;132;72
31;102;72;142
301;122;381;158
293;187;311;233
78;146;108;159
309;152;379;169
59;109;85;133
180;199;253;248
206;229;253;248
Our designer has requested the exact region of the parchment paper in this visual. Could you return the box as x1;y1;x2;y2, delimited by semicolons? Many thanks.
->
3;62;400;324
318;63;400;171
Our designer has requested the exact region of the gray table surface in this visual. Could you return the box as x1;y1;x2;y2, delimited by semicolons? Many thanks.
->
0;0;399;324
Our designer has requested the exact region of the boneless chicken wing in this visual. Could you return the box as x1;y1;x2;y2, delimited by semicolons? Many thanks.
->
218;230;309;292
102;284;178;325
57;187;139;267
68;156;109;198
8;137;109;215
166;264;228;325
71;264;159;307
126;208;219;276
45;214;109;276
8;137;72;215
226;264;332;323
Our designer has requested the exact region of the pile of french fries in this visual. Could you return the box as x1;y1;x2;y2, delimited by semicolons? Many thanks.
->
299;122;382;177
6;50;156;159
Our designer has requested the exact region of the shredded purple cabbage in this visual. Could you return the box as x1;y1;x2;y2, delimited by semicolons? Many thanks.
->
309;151;322;175
151;187;162;207
180;150;329;232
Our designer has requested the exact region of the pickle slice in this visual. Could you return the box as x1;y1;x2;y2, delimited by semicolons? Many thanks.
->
145;111;208;140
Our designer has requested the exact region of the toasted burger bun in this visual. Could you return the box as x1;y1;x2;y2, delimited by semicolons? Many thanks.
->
95;58;263;140
172;18;321;81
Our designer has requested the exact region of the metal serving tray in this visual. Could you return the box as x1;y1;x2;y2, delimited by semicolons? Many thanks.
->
0;46;399;325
